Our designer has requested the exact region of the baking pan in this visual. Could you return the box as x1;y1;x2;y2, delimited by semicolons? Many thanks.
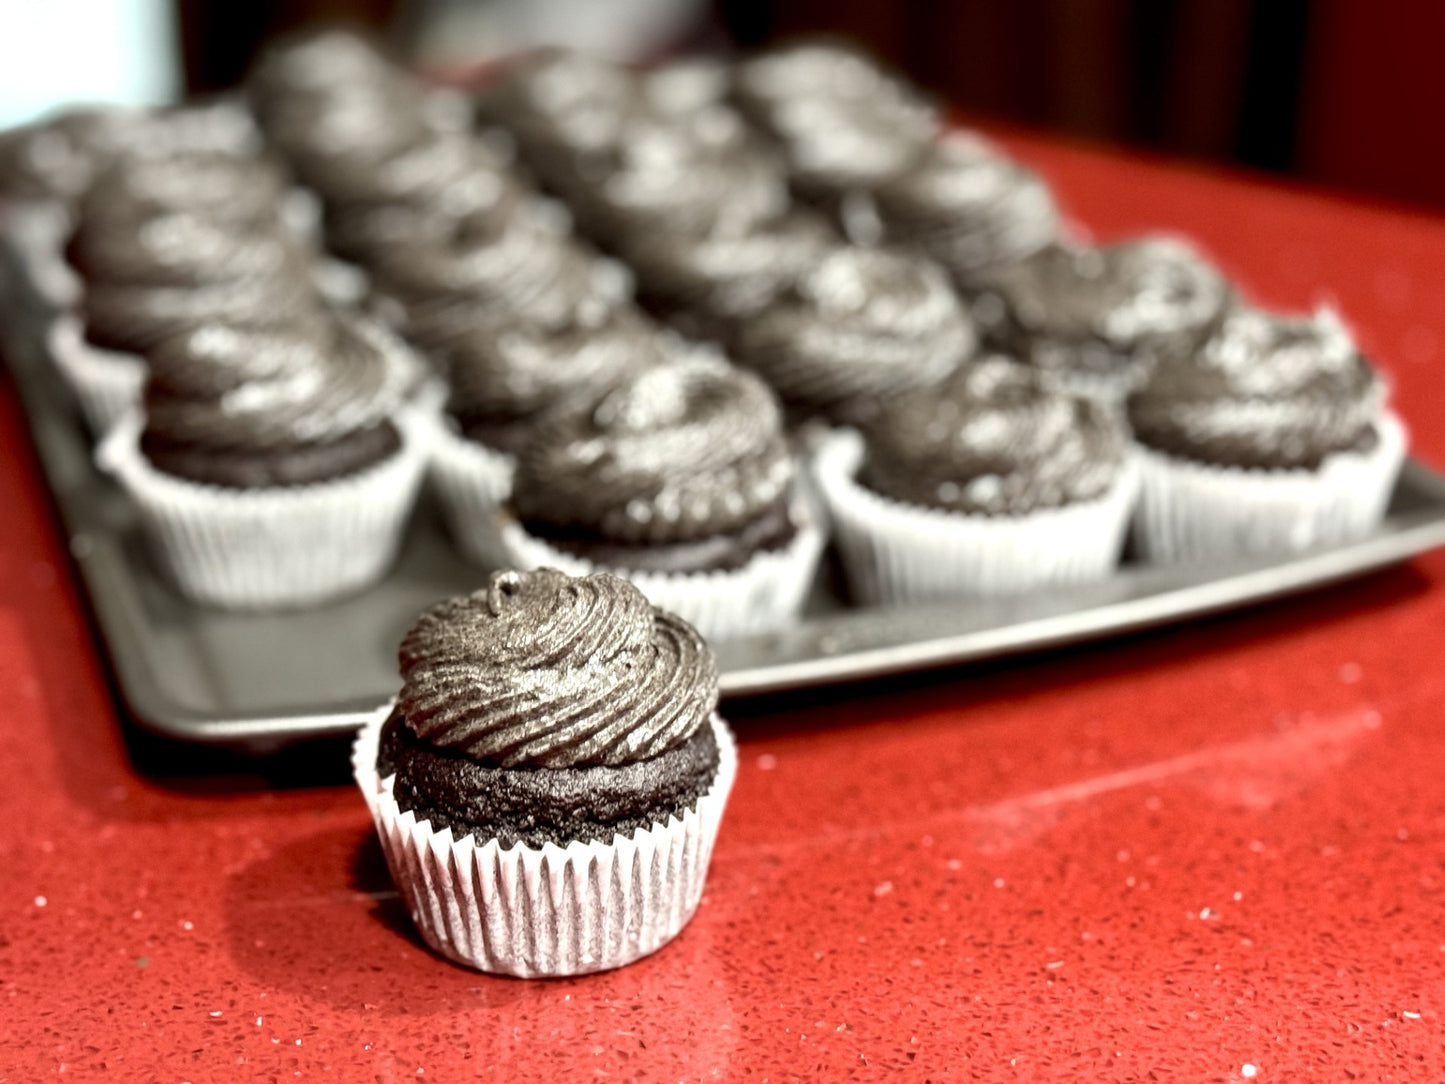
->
6;228;1445;751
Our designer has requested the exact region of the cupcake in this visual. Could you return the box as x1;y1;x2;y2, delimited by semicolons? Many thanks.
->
735;244;975;426
567;108;789;250
98;305;427;609
499;357;826;639
352;567;738;976
623;207;835;346
474;49;643;195
1128;304;1406;562
56;193;315;435
425;281;663;567
731;40;939;220
0;102;261;315
873;132;1061;287
975;237;1231;403
813;354;1137;602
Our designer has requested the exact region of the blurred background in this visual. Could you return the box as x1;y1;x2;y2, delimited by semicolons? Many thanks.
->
1;0;1441;209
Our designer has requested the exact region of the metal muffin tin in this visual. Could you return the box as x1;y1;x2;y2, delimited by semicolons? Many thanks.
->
6;223;1445;752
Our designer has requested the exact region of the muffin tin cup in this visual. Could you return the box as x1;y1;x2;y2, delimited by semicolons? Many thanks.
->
812;427;1139;604
96;410;429;611
47;314;146;438
352;710;739;978
495;505;828;641
1132;412;1408;563
426;422;516;568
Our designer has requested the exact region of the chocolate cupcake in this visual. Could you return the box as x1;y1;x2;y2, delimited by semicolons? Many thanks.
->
623;207;835;345
1128;304;1406;561
425;281;663;567
873;132;1061;286
352;567;737;976
0;102;261;315
53;194;316;435
568;108;789;249
735;245;975;425
731;40;939;215
814;355;1137;601
976;236;1231;402
499;357;826;638
474;49;642;195
97;306;427;609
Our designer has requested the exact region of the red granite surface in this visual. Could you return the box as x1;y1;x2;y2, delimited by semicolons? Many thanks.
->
4;136;1445;1082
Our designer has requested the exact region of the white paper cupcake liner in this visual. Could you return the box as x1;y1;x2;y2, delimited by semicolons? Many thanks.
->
814;428;1139;604
97;410;428;610
352;709;738;978
1132;412;1407;563
497;503;827;641
47;314;146;437
427;422;516;568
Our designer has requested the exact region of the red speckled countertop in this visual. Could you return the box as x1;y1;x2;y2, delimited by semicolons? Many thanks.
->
4;134;1445;1082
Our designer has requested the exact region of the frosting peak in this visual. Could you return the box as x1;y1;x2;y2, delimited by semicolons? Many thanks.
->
1129;304;1385;469
512;357;794;544
397;569;717;768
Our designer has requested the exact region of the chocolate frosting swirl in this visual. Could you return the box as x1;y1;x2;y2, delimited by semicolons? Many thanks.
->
248;30;431;182
81;152;290;232
0;102;259;204
143;307;415;450
874;134;1060;281
624;209;836;328
319;133;529;260
1129;304;1386;470
370;208;607;325
984;238;1230;355
476;50;641;172
445;298;663;443
71;213;319;353
570;109;789;244
512;357;794;545
396;568;718;769
861;355;1128;515
732;42;938;192
737;245;975;423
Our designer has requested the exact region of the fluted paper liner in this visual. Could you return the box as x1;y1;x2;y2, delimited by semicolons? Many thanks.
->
427;421;516;568
497;502;827;640
47;314;146;437
97;409;429;610
1132;412;1407;563
353;709;738;977
813;427;1138;603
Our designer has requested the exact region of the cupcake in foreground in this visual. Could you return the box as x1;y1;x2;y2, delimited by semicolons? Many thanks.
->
352;567;738;977
813;355;1137;602
975;236;1230;402
98;307;426;609
1128;304;1406;562
499;357;826;639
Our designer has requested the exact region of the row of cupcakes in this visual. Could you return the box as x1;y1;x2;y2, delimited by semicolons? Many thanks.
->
245;32;828;638
476;43;1406;582
0;102;434;610
0;34;1409;632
